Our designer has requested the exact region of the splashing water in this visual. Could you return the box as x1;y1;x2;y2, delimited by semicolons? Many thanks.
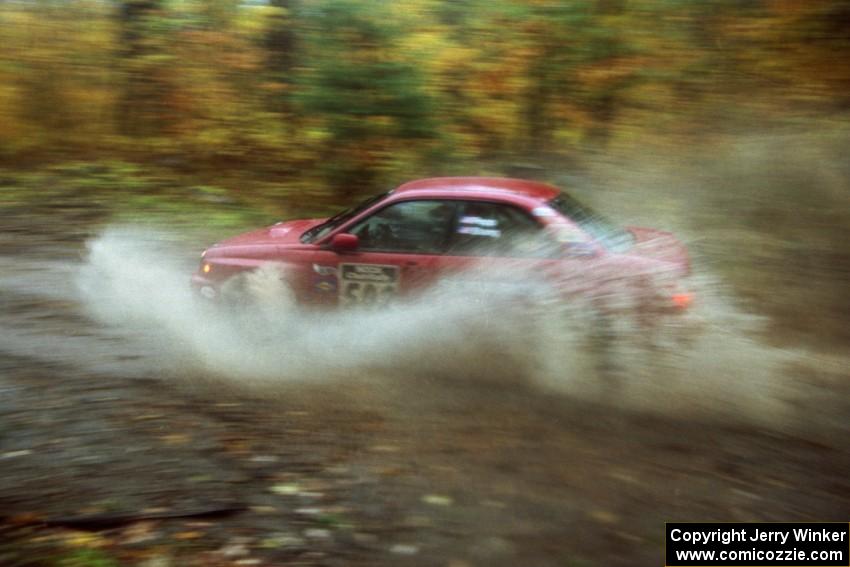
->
76;226;818;431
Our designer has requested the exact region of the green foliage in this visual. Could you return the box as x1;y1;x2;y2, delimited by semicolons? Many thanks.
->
0;161;272;231
296;0;437;194
54;548;120;567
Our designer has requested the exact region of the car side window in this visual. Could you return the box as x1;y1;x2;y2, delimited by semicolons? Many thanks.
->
348;200;457;254
448;201;556;257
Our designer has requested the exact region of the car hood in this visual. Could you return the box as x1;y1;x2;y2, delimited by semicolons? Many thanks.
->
212;218;326;249
625;226;690;274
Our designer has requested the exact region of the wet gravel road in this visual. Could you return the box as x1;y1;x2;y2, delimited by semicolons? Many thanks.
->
1;227;850;567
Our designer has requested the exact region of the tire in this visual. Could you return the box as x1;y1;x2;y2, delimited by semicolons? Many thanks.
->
218;265;294;315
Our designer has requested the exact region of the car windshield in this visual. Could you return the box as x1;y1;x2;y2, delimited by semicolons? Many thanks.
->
300;192;389;243
548;193;634;252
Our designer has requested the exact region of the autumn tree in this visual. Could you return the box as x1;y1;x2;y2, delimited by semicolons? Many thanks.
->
264;0;299;115
297;0;437;196
116;0;178;138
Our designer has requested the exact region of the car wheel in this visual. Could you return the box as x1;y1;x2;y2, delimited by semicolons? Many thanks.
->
219;264;294;314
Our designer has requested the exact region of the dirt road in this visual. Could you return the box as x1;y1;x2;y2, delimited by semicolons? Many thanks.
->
1;220;849;567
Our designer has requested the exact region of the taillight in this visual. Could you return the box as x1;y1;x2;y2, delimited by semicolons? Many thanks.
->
671;292;693;310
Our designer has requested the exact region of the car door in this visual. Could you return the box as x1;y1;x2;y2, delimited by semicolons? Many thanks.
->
308;199;458;307
435;200;586;299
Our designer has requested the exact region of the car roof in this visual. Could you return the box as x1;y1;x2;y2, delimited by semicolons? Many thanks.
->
392;177;561;202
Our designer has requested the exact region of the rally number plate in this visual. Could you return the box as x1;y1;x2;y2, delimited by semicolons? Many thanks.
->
339;264;400;307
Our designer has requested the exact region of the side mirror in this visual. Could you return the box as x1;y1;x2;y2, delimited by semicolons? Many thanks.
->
329;233;359;253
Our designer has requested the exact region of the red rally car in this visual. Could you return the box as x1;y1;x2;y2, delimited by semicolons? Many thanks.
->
191;177;693;315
